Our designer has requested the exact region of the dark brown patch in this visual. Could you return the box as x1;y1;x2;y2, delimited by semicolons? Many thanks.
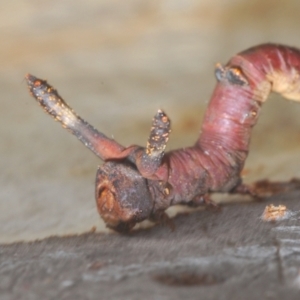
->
153;270;224;286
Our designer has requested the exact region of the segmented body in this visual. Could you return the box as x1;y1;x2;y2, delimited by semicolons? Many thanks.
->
26;44;300;231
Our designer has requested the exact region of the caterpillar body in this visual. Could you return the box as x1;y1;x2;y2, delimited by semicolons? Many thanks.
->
26;44;300;231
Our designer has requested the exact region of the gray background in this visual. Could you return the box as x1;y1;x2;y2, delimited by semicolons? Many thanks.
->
2;0;300;243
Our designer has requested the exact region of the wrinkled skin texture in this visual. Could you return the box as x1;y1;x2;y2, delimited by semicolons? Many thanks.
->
26;44;300;232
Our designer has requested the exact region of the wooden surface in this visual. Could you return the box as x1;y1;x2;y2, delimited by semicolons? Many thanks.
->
1;192;300;299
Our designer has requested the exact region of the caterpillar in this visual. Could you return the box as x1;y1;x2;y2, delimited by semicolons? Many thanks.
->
26;43;300;232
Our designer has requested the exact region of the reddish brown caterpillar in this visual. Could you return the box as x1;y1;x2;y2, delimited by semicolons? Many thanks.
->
26;44;300;232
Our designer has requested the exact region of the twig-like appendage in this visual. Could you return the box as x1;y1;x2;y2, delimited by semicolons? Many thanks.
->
26;74;78;128
135;110;171;178
25;74;126;161
214;63;248;86
146;110;171;156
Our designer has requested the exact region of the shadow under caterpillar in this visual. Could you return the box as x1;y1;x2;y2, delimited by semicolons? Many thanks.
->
26;43;300;232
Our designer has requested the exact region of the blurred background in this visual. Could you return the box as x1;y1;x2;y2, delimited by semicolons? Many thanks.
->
1;0;300;243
